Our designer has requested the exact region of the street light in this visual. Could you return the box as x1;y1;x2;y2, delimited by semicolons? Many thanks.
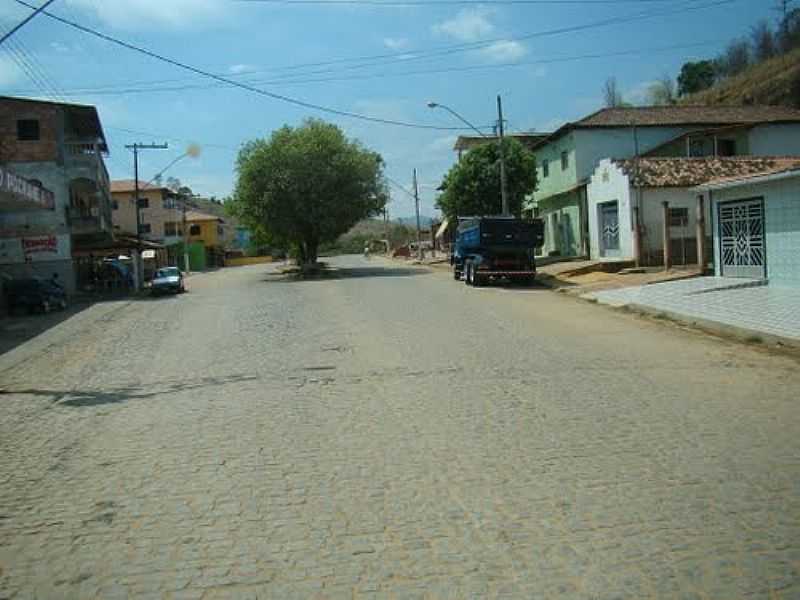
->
427;97;510;216
143;144;202;274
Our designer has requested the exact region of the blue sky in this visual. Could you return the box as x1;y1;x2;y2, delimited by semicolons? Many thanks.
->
0;0;778;219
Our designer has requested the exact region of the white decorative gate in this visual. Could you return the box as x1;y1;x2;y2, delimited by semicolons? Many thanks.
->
718;198;766;279
599;201;620;257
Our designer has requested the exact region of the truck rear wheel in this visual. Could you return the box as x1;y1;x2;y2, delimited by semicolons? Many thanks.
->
473;270;485;287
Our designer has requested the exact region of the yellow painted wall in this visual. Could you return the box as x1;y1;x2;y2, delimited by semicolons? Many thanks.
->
187;219;222;247
226;256;273;267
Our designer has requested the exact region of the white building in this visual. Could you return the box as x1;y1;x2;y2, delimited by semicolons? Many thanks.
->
587;157;800;266
696;166;800;286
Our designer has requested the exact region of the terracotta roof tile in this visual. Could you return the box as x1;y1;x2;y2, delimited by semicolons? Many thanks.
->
577;105;800;127
612;156;800;187
110;179;167;193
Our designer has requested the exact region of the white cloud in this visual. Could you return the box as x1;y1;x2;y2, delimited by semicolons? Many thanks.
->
65;0;227;30
432;7;495;42
229;64;256;75
383;37;409;51
477;40;527;63
50;42;71;53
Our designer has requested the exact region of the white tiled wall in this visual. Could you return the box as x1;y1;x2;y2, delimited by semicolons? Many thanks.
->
712;176;800;287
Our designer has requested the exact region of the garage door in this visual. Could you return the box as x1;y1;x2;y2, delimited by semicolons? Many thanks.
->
718;198;766;279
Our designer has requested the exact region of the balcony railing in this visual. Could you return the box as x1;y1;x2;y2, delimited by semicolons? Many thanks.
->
64;140;110;192
67;206;110;235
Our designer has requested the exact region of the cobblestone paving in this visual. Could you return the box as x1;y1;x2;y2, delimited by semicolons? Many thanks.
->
1;257;799;599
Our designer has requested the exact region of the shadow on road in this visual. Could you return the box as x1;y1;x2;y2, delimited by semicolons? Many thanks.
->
262;265;430;283
0;303;93;357
2;373;258;408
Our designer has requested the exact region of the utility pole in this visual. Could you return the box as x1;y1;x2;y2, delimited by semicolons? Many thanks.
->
497;95;510;216
125;142;168;290
413;168;422;261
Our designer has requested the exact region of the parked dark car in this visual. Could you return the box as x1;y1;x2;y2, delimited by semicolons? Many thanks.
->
4;277;67;314
150;267;185;295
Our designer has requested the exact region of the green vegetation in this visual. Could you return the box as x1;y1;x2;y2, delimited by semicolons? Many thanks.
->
320;219;415;255
435;138;537;222
229;119;388;267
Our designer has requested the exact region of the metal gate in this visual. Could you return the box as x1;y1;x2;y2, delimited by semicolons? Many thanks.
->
718;198;766;279
599;201;620;257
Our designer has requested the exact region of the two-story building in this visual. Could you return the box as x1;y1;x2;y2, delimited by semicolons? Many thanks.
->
0;96;113;294
110;180;183;264
184;210;225;270
530;105;800;258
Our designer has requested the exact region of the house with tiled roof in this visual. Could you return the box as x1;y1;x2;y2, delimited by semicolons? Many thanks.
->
695;164;800;286
529;105;800;259
586;157;800;266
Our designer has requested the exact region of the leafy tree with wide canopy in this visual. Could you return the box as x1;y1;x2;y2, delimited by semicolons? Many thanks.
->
436;138;537;222
230;119;388;266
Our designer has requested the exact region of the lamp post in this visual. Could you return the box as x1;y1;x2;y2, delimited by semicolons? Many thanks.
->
142;144;202;273
427;97;510;216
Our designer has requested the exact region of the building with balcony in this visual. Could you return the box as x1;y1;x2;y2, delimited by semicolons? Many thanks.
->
110;180;184;265
0;96;113;294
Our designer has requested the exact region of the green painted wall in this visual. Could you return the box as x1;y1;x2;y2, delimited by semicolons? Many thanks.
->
532;132;578;202
187;242;206;271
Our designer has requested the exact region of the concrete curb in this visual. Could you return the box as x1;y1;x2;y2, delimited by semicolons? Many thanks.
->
625;303;800;351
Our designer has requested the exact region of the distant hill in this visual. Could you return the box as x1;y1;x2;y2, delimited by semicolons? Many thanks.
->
681;48;800;108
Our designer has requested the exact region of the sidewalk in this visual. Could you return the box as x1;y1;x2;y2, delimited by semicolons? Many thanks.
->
586;277;800;346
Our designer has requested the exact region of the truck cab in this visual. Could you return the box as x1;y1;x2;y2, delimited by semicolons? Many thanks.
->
452;216;545;287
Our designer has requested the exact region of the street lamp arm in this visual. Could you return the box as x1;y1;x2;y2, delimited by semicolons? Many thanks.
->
428;102;489;139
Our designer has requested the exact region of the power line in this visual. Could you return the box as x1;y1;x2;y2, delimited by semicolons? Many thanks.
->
3;0;729;96
2;39;723;97
0;0;58;46
237;0;678;4
12;0;493;132
12;0;730;103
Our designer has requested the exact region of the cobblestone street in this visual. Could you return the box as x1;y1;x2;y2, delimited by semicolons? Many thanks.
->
1;256;798;599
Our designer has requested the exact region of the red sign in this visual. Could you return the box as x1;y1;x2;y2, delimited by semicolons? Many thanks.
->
22;236;59;257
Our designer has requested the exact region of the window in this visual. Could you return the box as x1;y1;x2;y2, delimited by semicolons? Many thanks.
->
217;225;224;237
163;197;177;209
137;197;149;209
668;207;689;227
111;200;119;210
561;151;569;170
189;224;201;236
164;221;180;236
139;223;152;234
718;139;736;157
17;119;40;141
542;159;549;178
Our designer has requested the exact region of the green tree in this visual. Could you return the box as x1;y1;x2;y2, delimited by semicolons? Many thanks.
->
230;119;388;267
435;138;537;222
677;60;717;96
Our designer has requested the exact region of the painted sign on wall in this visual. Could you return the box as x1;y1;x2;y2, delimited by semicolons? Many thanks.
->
0;235;70;264
0;166;55;209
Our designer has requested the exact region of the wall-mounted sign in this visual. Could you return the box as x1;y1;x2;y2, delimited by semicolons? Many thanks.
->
0;235;70;265
0;166;55;209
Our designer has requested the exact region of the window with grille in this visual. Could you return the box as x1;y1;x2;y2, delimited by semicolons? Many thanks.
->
668;207;689;227
164;222;180;236
561;151;569;170
189;224;201;235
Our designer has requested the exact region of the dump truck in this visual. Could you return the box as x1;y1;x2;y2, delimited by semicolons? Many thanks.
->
451;216;545;287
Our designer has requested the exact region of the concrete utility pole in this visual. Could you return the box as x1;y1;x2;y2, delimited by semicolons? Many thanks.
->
497;95;510;216
125;142;168;290
413;168;422;261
